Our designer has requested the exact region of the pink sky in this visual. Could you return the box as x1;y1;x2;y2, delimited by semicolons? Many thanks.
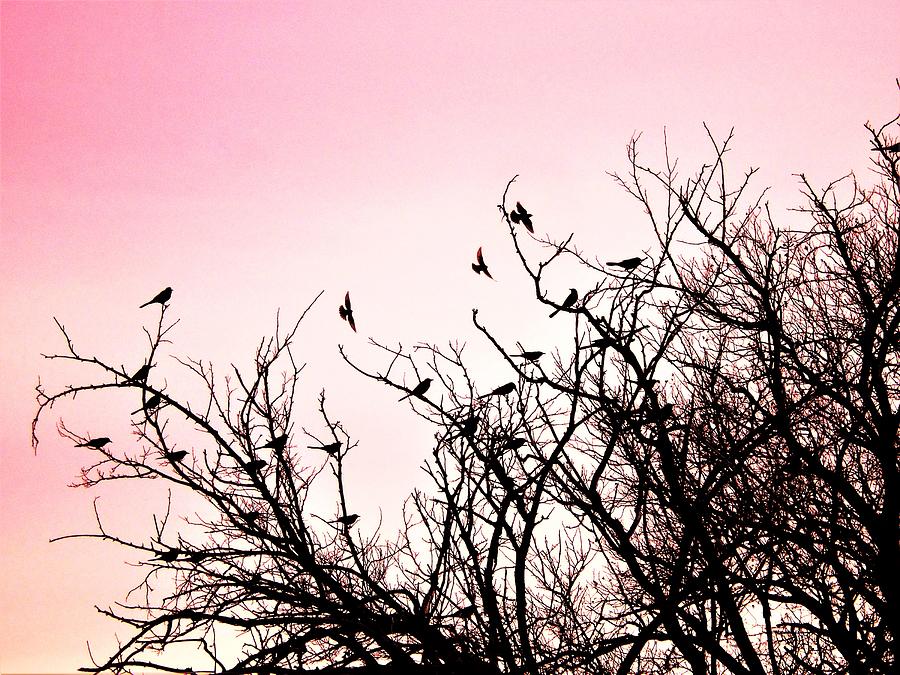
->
2;1;898;671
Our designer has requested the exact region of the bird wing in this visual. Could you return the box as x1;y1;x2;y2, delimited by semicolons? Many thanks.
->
348;313;357;332
344;292;351;310
476;247;485;265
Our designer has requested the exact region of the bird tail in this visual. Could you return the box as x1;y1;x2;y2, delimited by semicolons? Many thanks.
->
138;300;152;308
549;308;560;318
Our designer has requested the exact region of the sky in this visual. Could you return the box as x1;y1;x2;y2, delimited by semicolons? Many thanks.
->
1;0;898;671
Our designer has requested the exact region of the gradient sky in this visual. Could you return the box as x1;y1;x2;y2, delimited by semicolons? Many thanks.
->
1;1;898;671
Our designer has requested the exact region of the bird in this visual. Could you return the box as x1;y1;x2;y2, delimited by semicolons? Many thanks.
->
607;257;644;271
873;141;900;153
512;350;544;362
580;337;615;350
479;382;516;398
338;292;356;332
139;287;173;308
509;201;534;233
243;512;260;524
549;288;579;317
399;377;433;401
259;434;288;451
75;437;111;449
164;450;189;463
458;415;479;439
308;441;342;455
334;513;359;527
132;393;162;415
447;605;477;620
645;403;674;423
246;459;267;473
154;547;181;562
471;247;493;279
503;437;527;450
129;364;153;382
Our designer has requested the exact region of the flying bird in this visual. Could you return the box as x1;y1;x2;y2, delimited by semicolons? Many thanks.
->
75;437;112;449
338;292;356;332
129;364;153;383
549;288;579;317
471;247;493;279
503;437;527;450
873;141;900;153
164;450;188;463
259;434;288;451
479;382;516;398
334;513;360;527
308;441;342;455
132;393;162;415
607;257;644;271
399;377;433;401
512;350;544;362
139;287;173;308
509;201;534;233
447;605;477;620
246;459;267;473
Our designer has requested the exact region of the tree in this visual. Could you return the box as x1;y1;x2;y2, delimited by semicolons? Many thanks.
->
34;110;900;674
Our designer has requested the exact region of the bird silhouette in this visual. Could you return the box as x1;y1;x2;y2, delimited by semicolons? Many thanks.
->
243;512;260;524
246;459;267;473
399;377;433;401
457;415;479;439
873;141;900;153
154;547;181;562
580;337;615;350
164;450;188;463
308;441;342;455
549;288;579;317
472;247;493;279
139;287;173;308
607;257;644;271
129;364;153;382
509;201;534;233
447;605;477;620
334;513;359;527
338;292;356;332
479;382;516;398
259;434;288;451
132;393;162;415
503;437;527;450
75;437;111;449
512;350;544;362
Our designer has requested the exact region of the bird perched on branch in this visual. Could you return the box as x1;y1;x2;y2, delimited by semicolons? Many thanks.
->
457;415;479;439
132;393;162;415
308;441;342;455
549;288;578;317
154;547;181;562
139;287;172;308
471;247;493;279
75;437;111;449
479;382;516;398
243;512;260;524
581;337;616;350
128;363;153;383
334;513;359;527
338;292;356;332
607;257;644;271
509;201;534;233
164;450;188;463
512;350;544;362
246;459;267;473
503;437;527;450
259;434;288;451
872;141;900;153
399;377;433;401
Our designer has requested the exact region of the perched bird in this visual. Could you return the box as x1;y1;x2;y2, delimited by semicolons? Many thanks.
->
132;393;162;415
75;437;112;449
581;337;615;350
259;434;288;451
549;288;579;317
243;512;260;524
873;141;900;153
187;550;209;563
607;257;644;271
308;441;342;455
471;247;493;279
129;363;153;383
479;382;516;398
335;513;359;527
154;547;181;562
509;201;534;233
338;292;356;332
164;450;189;463
503;437;527;450
458;415;479;439
447;605;477;620
246;459;267;473
139;287;173;308
399;377;433;401
646;403;674;423
512;350;544;362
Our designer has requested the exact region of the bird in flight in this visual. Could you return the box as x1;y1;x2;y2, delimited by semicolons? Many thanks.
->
510;201;534;233
132;393;162;415
164;450;188;463
129;363;153;383
479;382;516;398
549;289;579;317
512;350;544;362
607;257;644;271
471;247;493;279
399;377;433;401
308;441;342;455
139;287;173;308
447;605;477;620
335;513;359;527
338;292;356;332
246;459;267;473
873;141;900;153
75;437;111;449
259;434;289;451
503;437;527;450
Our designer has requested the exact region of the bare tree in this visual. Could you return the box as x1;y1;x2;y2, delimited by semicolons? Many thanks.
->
34;109;899;674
